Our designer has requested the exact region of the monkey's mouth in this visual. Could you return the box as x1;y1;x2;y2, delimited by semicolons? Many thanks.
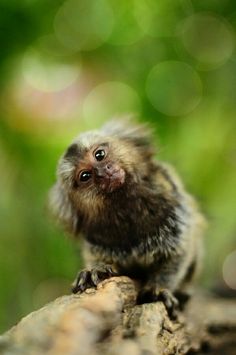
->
99;169;125;193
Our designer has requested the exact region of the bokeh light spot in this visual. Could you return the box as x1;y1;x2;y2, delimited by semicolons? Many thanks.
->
135;0;188;37
222;250;236;290
37;34;78;57
54;0;114;52
146;61;202;116
107;1;144;45
178;13;235;70
22;49;79;92
83;81;141;123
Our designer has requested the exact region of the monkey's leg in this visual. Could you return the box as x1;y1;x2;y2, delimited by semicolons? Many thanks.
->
173;258;198;310
137;256;189;319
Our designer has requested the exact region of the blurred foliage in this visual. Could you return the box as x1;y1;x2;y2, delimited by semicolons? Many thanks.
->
0;0;236;332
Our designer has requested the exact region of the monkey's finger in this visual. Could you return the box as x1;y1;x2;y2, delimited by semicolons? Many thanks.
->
107;266;118;276
90;269;110;286
72;270;90;293
91;270;100;286
159;289;179;307
158;289;179;319
71;282;80;294
90;265;118;286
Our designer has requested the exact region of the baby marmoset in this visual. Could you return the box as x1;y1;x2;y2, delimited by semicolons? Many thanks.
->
49;120;205;316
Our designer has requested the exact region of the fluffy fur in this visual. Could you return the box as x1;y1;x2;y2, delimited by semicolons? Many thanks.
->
49;120;205;317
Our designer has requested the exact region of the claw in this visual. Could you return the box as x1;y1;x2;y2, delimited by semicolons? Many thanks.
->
71;265;117;294
158;289;179;319
91;270;100;286
71;270;91;293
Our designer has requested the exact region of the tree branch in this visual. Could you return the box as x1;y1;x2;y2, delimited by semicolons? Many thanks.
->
1;276;236;354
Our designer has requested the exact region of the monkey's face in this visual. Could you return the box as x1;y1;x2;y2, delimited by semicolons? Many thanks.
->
58;133;137;202
58;127;154;196
71;142;125;194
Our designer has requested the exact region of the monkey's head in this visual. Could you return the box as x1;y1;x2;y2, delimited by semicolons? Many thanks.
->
49;120;155;234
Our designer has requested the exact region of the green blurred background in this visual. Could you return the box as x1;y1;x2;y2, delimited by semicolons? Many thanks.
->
0;0;236;332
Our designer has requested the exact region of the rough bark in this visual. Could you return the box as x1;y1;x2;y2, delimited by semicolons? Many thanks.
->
0;276;236;355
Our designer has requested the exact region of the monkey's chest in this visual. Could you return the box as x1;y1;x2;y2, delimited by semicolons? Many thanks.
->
87;232;163;273
84;203;178;268
85;214;159;251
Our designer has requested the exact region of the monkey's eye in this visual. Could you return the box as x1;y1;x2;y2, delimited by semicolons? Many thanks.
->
79;171;92;182
94;149;106;161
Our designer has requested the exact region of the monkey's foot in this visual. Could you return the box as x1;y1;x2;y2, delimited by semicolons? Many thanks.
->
71;265;118;294
137;287;179;319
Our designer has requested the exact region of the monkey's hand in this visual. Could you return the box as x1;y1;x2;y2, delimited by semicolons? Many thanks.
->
71;264;118;294
137;286;179;319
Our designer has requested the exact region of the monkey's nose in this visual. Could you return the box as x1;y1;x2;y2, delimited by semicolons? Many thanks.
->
95;164;113;178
